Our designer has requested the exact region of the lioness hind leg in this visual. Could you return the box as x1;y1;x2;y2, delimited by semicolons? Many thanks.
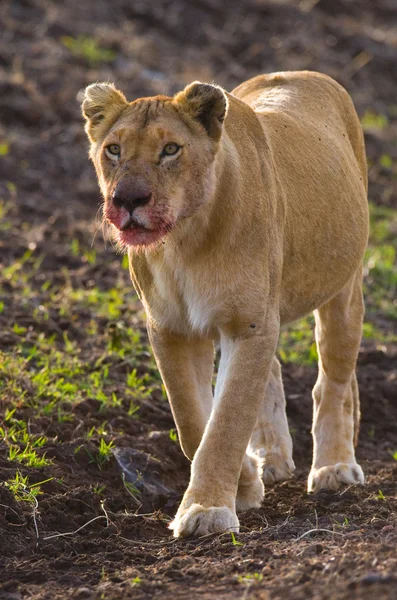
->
249;357;295;485
308;267;365;493
352;371;360;447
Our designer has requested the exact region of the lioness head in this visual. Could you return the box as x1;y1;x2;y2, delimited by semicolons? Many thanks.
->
82;81;228;248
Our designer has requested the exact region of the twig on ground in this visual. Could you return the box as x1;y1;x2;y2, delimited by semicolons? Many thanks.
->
100;500;110;527
295;528;345;542
31;494;40;544
340;484;355;496
277;515;291;530
0;502;22;518
42;515;107;541
119;535;178;548
17;487;40;544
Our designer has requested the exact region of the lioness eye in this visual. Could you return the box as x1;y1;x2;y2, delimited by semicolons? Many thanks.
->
162;143;180;156
106;144;121;158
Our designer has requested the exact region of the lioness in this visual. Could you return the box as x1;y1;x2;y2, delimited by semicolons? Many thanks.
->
82;71;369;538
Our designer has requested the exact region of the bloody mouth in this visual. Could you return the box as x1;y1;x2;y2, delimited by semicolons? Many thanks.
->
118;222;168;247
104;204;173;248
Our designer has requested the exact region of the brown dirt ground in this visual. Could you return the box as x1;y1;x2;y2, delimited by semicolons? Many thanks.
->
1;0;397;599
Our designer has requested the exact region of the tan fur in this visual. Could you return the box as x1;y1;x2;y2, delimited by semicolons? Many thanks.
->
82;71;369;537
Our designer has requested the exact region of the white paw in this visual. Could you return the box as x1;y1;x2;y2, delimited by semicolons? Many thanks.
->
236;475;264;512
308;462;364;493
169;504;239;538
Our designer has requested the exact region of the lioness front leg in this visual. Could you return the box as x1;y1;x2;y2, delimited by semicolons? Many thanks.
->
148;326;264;516
308;268;365;493
171;322;279;538
147;326;214;460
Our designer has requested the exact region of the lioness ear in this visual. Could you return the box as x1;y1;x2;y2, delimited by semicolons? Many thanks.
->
174;82;228;141
81;82;127;142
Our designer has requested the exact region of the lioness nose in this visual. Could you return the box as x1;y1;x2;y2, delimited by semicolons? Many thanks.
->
112;177;152;213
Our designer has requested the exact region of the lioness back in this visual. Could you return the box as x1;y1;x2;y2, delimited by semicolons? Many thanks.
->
233;71;368;323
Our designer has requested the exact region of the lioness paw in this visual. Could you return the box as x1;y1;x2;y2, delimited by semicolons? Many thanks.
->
308;462;364;494
262;451;296;485
236;474;264;512
169;504;239;538
252;448;295;486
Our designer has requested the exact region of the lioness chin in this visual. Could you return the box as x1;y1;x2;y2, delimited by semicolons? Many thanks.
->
82;71;369;538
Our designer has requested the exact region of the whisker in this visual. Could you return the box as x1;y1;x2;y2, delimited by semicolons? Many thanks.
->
91;204;104;248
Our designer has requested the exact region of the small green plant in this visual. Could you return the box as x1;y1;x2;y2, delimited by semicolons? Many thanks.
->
169;428;178;443
83;248;96;265
377;489;386;500
87;422;108;439
230;531;244;546
390;450;397;461
70;238;80;256
126;369;152;398
0;141;9;155
77;439;115;470
238;572;263;583
379;154;393;169
97;438;115;466
127;400;140;418
121;254;129;270
92;484;106;496
130;577;142;587
343;516;349;526
121;473;142;505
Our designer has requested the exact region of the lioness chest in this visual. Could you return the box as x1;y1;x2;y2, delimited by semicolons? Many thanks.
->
143;254;222;337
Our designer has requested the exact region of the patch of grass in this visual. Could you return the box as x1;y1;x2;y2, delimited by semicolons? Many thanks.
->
364;203;397;322
0;244;161;495
4;472;53;503
61;35;116;66
8;445;51;468
76;438;115;471
126;368;153;398
1;410;52;468
362;322;397;343
361;109;388;131
279;315;318;365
